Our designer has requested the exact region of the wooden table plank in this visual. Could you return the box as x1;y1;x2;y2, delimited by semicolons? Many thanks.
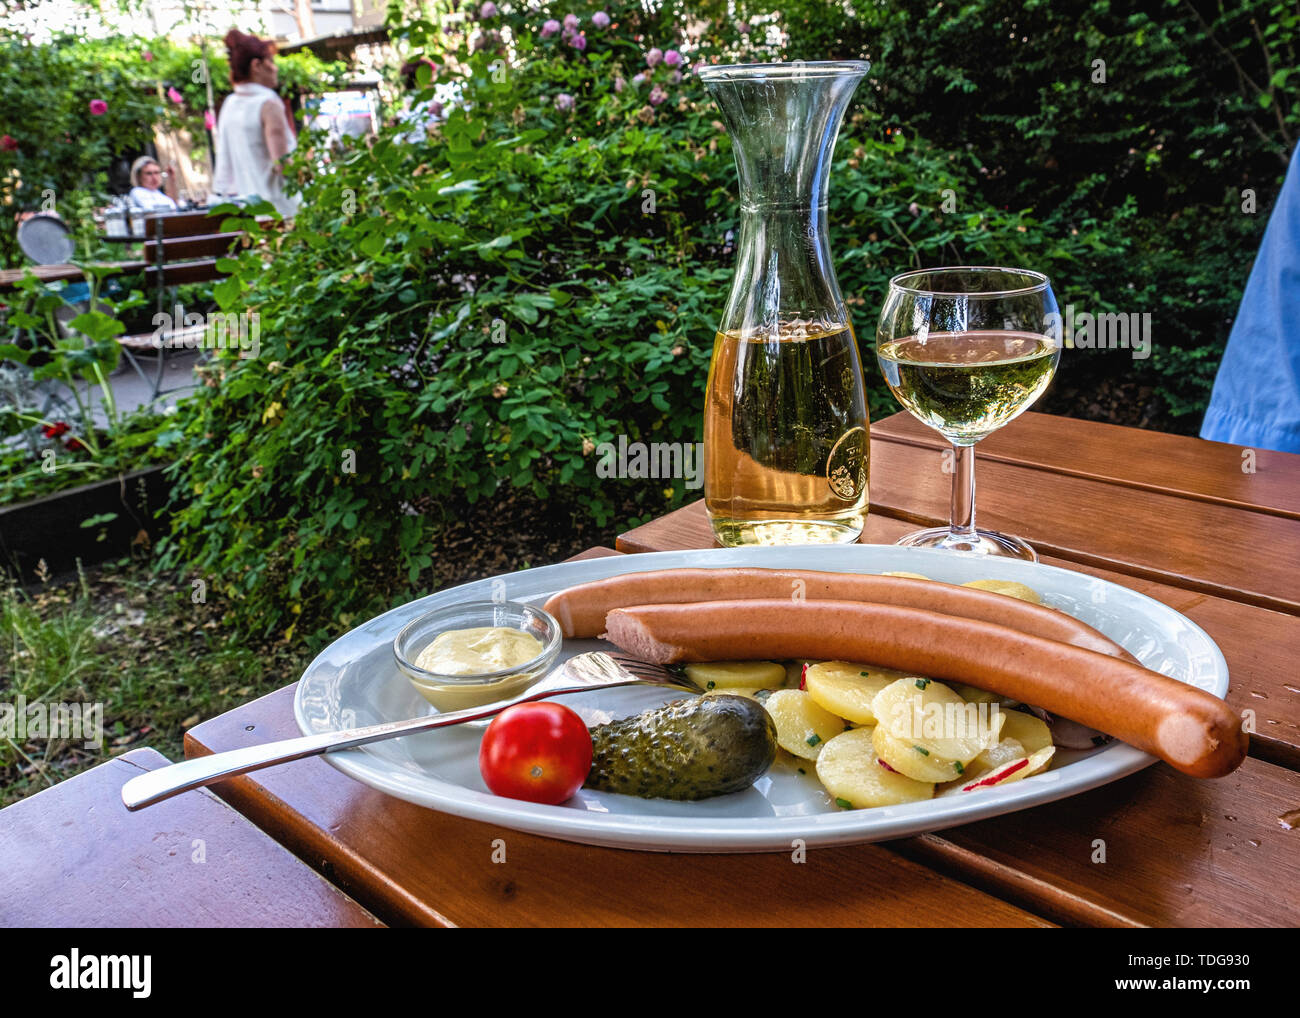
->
0;748;384;928
873;411;1300;521
862;440;1300;614
614;499;1300;925
184;686;1054;928
617;508;1300;776
890;754;1300;928
0;261;147;289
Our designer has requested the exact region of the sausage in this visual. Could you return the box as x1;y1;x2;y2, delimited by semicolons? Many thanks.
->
602;599;1248;780
544;567;1138;662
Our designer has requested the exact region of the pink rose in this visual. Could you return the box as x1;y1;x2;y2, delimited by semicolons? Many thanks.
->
563;13;579;29
663;49;682;67
167;86;184;104
669;69;682;84
648;85;667;106
645;47;663;67
203;110;216;131
614;76;626;93
569;32;587;50
88;99;108;116
0;134;17;151
479;1;497;17
541;19;560;37
555;92;574;112
630;72;646;87
142;50;154;62
592;11;610;28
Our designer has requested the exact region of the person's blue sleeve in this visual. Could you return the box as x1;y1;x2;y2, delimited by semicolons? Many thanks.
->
1200;145;1300;452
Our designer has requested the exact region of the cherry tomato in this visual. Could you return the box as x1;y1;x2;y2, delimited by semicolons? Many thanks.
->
478;702;593;805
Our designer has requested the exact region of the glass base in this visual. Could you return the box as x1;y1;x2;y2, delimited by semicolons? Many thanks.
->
710;516;865;547
894;526;1038;561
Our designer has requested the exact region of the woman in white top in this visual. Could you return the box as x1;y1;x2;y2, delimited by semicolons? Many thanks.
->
127;156;179;212
211;29;300;218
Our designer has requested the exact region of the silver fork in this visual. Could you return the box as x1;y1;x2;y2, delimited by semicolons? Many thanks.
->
120;651;703;811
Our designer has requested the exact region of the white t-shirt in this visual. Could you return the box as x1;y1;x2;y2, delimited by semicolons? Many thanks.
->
128;186;178;211
212;82;300;217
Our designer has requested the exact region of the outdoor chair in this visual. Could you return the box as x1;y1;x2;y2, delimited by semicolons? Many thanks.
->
115;209;243;400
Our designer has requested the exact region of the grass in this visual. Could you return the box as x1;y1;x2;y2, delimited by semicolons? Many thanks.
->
0;558;317;808
0;483;637;809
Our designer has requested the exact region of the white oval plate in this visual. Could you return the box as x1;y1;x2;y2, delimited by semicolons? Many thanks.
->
294;545;1228;853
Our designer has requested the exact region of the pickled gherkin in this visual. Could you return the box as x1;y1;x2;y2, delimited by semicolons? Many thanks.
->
584;694;778;800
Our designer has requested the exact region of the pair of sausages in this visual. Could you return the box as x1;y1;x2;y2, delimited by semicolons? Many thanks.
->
545;567;1136;660
543;569;1247;779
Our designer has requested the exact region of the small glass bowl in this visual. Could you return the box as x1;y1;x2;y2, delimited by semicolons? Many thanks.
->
392;601;563;712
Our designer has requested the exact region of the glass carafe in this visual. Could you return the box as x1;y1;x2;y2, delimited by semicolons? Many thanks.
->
698;61;871;546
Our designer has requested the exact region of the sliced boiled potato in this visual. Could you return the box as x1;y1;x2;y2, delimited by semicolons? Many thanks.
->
762;689;848;760
872;725;965;783
959;736;1027;784
815;728;933;809
1024;744;1056;777
685;660;787;691
938;745;1056;795
803;661;913;724
962;579;1043;604
997;709;1054;756
871;677;1005;765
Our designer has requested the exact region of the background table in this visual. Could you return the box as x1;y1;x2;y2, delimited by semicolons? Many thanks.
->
184;411;1300;927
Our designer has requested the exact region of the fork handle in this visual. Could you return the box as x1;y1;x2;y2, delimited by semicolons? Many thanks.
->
120;682;622;811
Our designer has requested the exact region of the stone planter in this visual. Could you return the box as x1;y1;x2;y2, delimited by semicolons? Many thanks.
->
0;464;175;581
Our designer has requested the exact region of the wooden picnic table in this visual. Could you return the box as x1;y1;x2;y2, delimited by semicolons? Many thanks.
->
0;261;147;291
176;410;1300;928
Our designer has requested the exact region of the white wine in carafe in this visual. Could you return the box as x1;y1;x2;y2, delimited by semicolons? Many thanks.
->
704;322;870;545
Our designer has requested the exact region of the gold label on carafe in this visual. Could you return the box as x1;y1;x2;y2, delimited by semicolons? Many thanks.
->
826;426;867;500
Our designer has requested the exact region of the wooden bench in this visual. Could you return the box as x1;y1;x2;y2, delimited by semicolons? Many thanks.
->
0;747;383;927
116;209;246;398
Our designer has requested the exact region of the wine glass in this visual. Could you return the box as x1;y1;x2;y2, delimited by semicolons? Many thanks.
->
875;266;1061;560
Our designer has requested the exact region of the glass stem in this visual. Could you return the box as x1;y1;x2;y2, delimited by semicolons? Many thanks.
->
949;443;976;540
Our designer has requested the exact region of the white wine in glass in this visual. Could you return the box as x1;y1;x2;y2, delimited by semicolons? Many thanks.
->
875;268;1061;560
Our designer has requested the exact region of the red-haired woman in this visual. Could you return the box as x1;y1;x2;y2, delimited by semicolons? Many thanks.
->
211;29;300;217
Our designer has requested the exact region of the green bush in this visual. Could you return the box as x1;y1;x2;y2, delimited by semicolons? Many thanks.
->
157;2;1110;641
761;0;1300;420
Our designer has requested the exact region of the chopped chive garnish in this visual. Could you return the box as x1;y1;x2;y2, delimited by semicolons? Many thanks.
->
913;745;930;756
860;671;871;677
806;733;822;747
954;760;964;774
706;681;715;690
914;678;930;690
835;797;853;809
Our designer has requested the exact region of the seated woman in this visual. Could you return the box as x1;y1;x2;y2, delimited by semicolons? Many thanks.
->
127;156;179;212
211;28;300;218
